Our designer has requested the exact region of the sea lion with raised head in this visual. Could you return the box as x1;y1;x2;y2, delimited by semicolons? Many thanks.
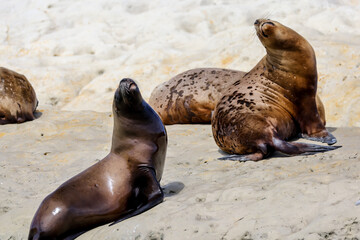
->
212;19;339;161
0;67;38;124
149;67;326;126
29;78;167;239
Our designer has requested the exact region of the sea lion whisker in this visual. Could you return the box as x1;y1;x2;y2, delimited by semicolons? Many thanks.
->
263;11;273;21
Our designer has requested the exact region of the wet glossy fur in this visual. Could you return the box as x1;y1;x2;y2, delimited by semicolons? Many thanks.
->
29;78;167;239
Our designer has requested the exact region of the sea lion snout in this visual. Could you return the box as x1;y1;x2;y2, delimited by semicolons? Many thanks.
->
119;78;139;94
255;19;276;38
119;78;137;88
254;19;274;25
115;78;143;112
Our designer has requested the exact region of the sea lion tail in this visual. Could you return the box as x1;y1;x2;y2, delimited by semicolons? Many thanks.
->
272;137;341;155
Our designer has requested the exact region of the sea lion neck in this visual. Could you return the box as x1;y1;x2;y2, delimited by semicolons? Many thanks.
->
260;54;317;98
261;46;317;98
110;103;158;154
264;43;317;75
255;19;317;80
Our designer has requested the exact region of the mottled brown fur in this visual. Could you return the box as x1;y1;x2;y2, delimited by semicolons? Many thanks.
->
149;68;246;124
149;67;325;126
212;19;338;161
0;67;38;124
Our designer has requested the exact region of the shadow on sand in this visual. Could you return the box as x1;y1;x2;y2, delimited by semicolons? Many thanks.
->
162;181;185;197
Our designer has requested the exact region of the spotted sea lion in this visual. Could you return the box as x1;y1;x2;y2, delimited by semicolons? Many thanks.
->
0;67;38;124
211;19;339;161
29;78;167;239
149;68;245;124
149;68;326;125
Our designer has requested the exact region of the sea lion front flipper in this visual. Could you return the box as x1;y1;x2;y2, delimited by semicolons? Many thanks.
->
110;166;164;226
301;131;337;145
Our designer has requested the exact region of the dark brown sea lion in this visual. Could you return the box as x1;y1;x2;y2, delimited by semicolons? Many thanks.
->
211;19;339;161
28;78;167;239
0;67;38;124
149;68;326;126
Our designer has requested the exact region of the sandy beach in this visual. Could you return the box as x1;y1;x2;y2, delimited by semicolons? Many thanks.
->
0;0;359;239
0;109;359;239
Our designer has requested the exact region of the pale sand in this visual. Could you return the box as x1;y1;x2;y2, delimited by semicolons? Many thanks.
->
0;108;359;239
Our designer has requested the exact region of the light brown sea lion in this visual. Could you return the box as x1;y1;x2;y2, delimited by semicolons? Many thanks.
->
211;19;339;161
149;68;245;124
0;67;38;124
148;68;326;126
29;78;167;239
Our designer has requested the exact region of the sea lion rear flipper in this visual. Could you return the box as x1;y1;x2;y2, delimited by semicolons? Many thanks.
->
301;131;337;145
272;137;341;155
109;167;164;226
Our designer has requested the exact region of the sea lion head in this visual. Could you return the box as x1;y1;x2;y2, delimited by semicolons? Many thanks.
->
254;19;307;50
254;18;316;76
113;78;144;114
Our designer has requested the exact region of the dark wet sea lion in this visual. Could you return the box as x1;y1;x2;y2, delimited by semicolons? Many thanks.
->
149;68;326;125
0;67;38;124
29;78;167;239
211;19;339;161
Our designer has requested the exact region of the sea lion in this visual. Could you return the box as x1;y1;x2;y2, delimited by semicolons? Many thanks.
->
149;68;326;126
211;19;339;161
149;68;245;124
29;78;167;239
0;67;38;124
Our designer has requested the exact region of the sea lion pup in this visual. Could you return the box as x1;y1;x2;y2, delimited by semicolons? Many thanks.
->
211;19;339;161
29;78;167;239
0;67;38;124
148;68;326;125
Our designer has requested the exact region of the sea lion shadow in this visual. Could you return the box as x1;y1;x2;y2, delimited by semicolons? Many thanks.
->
216;148;320;159
34;110;42;119
162;181;185;197
217;149;230;157
217;148;288;159
326;127;337;133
